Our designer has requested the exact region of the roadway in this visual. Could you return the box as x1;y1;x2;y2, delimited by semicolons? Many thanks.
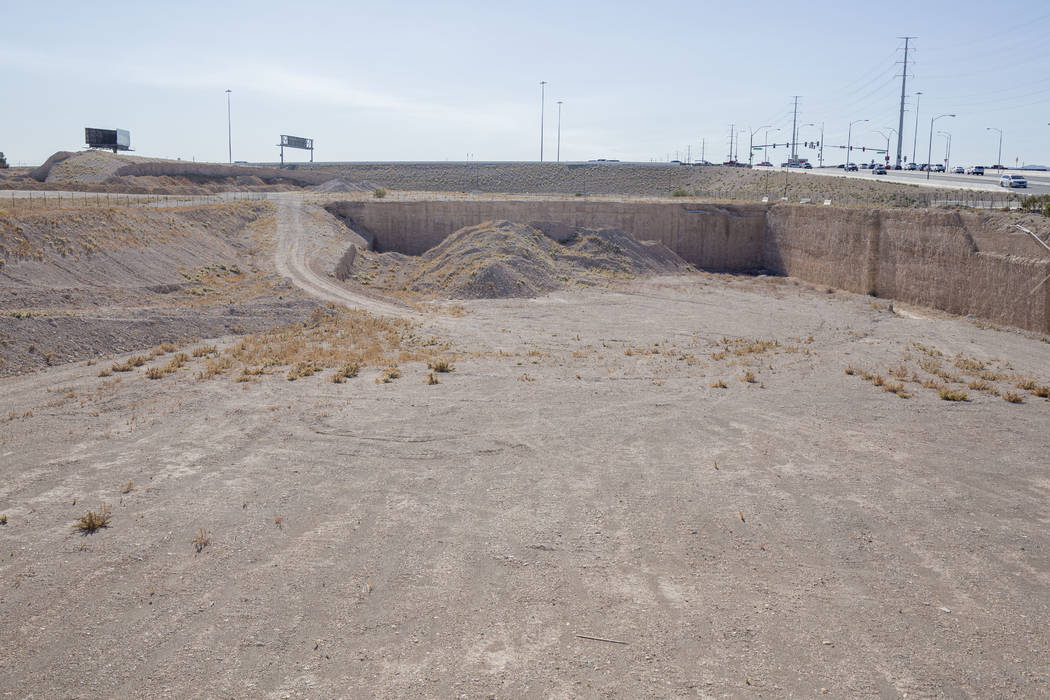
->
768;164;1050;195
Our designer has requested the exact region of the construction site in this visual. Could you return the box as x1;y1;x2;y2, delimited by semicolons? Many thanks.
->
1;151;1048;697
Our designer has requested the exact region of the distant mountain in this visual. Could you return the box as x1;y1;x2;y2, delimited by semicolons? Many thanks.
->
1020;164;1048;171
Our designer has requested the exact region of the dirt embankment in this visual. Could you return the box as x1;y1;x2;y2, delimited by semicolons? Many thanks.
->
0;201;320;375
339;219;692;300
6;151;363;195
303;162;1008;206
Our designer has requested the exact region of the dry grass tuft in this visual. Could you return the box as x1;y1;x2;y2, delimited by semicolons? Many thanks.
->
938;387;969;402
870;374;885;387
376;366;402;384
741;370;757;384
97;367;113;377
145;367;166;380
883;382;910;398
1033;385;1050;398
274;515;284;528
191;345;218;358
121;481;135;494
710;379;728;388
330;361;361;383
426;371;440;385
844;365;857;375
74;505;112;533
0;514;7;525
192;528;210;553
1002;391;1024;404
1015;377;1039;391
427;358;455;373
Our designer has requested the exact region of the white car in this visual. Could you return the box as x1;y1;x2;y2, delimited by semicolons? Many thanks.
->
1000;174;1027;188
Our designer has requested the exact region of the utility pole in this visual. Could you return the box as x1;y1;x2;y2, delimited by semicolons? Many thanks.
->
927;114;955;180
539;81;547;162
701;138;705;163
556;100;563;162
819;122;825;167
728;124;735;163
790;96;800;163
895;37;915;169
686;145;691;164
225;89;232;164
987;127;1003;170
912;92;922;164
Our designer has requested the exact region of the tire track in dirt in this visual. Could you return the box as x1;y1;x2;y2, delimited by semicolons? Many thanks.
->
272;194;411;318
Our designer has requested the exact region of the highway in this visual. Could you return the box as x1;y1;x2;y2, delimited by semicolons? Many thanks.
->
773;164;1050;195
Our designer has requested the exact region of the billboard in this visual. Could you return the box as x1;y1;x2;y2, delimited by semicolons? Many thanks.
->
280;135;313;150
85;128;131;152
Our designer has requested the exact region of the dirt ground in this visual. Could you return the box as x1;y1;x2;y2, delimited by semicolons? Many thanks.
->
1;193;1049;697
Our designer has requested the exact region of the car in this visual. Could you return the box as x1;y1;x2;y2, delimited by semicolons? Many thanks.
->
952;166;965;174
992;164;1005;169
1000;174;1028;188
933;164;945;172
837;164;845;169
872;165;887;175
755;161;773;167
802;162;812;169
905;162;918;171
784;162;802;168
845;163;858;171
972;166;984;175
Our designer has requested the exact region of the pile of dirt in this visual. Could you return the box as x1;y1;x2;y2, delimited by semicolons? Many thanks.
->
312;178;375;193
354;220;692;299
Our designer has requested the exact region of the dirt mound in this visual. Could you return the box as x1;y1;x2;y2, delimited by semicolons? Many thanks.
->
313;178;372;193
354;220;693;299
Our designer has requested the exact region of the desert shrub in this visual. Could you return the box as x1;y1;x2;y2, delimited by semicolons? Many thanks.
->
427;359;454;373
1020;193;1050;215
74;505;112;533
938;387;969;402
671;188;689;197
1002;391;1024;403
373;187;388;199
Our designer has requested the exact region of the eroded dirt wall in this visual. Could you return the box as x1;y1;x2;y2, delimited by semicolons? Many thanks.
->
324;200;768;272
766;205;1050;333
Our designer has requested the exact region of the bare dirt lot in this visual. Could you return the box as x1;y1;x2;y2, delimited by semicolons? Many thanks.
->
1;193;1049;697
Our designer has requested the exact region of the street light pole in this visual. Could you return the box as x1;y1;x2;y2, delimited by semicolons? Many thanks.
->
845;118;869;169
938;131;952;172
927;114;956;180
748;125;771;167
539;81;547;162
763;128;780;163
225;89;232;164
911;92;922;164
987;127;1003;172
556;100;563;163
881;127;897;164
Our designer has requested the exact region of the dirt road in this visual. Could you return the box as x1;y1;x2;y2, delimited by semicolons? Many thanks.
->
272;194;412;318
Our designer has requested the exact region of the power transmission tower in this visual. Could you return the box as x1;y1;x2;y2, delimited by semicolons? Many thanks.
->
895;37;915;169
790;96;800;163
728;124;735;162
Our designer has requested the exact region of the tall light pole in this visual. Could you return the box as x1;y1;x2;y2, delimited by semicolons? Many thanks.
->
927;114;955;180
556;100;563;163
539;81;547;162
737;129;747;163
763;127;780;163
911;92;922;164
801;122;819;165
938;130;952;171
987;127;1003;171
879;127;897;165
225;89;232;164
748;125;771;167
845;118;869;169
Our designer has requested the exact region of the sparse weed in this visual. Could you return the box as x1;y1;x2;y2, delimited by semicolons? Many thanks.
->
741;370;757;383
74;505;112;533
1002;391;1025;404
0;514;7;525
1015;377;1038;391
1033;385;1050;398
121;481;135;494
191;345;217;358
97;367;113;377
427;358;454;373
376;367;401;383
938;387;969;402
426;371;440;385
145;367;165;380
710;379;728;388
844;366;857;375
192;528;210;553
870;374;885;387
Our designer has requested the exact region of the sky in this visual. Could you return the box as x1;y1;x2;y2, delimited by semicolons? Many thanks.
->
3;0;1050;168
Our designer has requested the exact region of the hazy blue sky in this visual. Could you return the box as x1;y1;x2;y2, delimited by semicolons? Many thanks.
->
3;1;1049;167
